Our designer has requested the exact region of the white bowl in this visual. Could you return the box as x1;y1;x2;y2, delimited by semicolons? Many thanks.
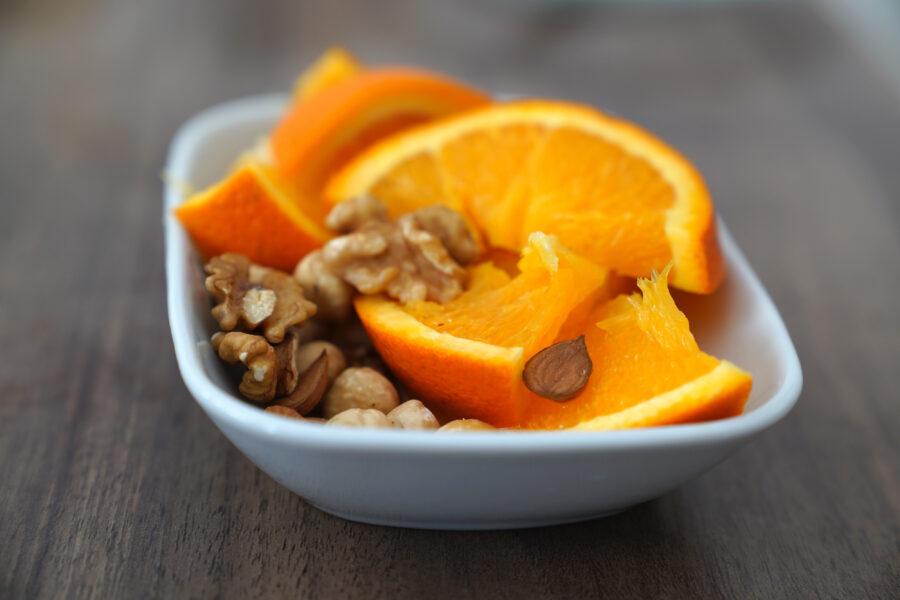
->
165;94;802;530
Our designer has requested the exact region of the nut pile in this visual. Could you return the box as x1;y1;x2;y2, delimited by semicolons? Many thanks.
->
203;198;495;431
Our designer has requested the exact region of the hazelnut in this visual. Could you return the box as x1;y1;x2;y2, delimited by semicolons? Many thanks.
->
437;419;496;432
522;335;592;401
387;400;440;430
321;367;400;418
296;341;346;384
326;408;392;428
265;405;303;420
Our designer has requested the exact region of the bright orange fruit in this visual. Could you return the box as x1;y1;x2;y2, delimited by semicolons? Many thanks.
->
178;61;487;272
523;267;751;430
271;68;490;221
327;100;724;294
174;162;330;271
358;260;749;429
356;234;626;426
291;46;364;100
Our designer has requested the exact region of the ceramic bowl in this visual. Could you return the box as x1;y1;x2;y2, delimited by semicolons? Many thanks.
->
165;94;802;530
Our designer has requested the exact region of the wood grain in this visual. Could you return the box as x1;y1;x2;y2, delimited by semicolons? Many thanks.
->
1;0;898;598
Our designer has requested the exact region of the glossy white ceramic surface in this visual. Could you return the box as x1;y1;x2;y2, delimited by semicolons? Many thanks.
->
165;95;802;530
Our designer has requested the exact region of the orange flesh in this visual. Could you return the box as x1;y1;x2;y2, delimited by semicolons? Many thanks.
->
174;164;329;271
522;270;732;429
358;234;616;426
359;263;750;429
272;68;489;210
524;127;675;277
292;46;363;100
366;124;675;278
404;234;609;356
327;101;724;293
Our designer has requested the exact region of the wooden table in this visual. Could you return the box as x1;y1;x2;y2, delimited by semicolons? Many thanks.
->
2;1;898;597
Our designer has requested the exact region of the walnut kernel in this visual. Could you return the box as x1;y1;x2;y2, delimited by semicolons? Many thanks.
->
324;194;389;234
206;253;316;343
248;266;317;343
410;205;479;266
212;331;279;402
320;211;466;304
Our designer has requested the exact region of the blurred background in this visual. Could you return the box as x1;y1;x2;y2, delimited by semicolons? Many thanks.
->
1;0;898;597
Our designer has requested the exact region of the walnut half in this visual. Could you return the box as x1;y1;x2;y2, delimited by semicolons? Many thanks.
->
205;253;316;343
212;328;329;414
212;331;279;402
317;198;473;304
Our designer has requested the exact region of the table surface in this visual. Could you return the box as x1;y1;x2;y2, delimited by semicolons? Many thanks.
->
2;0;898;598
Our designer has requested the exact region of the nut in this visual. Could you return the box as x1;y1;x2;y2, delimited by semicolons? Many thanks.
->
321;367;399;419
206;253;317;343
319;197;468;304
387;400;440;430
295;341;346;384
265;405;303;420
437;419;496;432
249;265;318;343
212;331;278;402
410;205;479;266
326;408;392;428
241;287;277;327
205;253;267;330
522;335;593;401
273;350;329;415
272;328;303;396
294;250;355;320
324;194;389;234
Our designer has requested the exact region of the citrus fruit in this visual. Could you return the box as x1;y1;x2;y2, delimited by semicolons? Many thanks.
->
174;162;330;271
522;266;751;429
355;233;625;426
291;46;364;100
270;68;490;221
326;100;724;293
359;261;749;429
232;48;363;171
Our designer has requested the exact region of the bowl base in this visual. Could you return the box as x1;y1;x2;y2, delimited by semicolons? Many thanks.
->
309;502;630;530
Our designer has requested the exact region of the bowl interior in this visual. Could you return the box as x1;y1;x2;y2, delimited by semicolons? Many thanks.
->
165;94;800;438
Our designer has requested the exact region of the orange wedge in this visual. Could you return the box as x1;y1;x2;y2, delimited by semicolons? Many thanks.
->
356;234;624;426
359;258;750;429
271;68;490;221
523;267;751;430
327;100;724;293
291;46;364;100
175;162;330;271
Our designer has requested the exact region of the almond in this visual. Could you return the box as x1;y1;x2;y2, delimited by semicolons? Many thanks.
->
273;351;329;415
522;335;592;401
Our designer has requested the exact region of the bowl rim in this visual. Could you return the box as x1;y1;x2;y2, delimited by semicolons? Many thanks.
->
164;93;802;455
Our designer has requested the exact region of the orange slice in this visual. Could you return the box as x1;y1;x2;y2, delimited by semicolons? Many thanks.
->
271;68;490;222
327;100;724;293
291;46;364;100
523;267;751;430
174;162;330;271
356;234;623;426
359;259;749;429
